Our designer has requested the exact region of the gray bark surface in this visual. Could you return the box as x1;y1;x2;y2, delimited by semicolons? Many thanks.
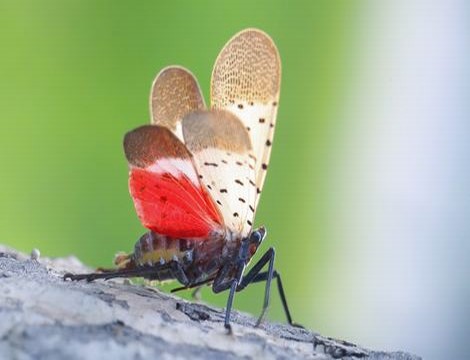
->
0;245;421;360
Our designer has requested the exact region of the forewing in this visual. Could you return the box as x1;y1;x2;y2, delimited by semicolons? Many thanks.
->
124;125;223;238
150;66;205;140
182;110;256;237
211;29;281;209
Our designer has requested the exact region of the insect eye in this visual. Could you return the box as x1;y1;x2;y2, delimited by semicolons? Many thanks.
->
251;230;262;244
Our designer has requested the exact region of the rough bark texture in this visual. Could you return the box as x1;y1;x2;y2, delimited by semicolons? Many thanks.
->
0;245;421;360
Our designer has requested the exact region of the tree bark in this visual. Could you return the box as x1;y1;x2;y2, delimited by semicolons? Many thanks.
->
0;245;421;360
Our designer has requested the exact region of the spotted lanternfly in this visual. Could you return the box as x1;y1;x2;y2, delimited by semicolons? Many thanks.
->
65;29;298;332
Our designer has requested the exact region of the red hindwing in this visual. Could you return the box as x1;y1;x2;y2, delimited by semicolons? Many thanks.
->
124;125;223;239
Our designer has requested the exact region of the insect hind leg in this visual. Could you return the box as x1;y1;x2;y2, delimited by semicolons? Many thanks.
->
63;267;159;282
242;269;303;328
237;247;302;328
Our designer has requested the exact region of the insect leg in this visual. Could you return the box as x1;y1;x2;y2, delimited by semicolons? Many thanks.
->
212;262;245;333
242;270;302;327
223;280;238;333
211;263;233;293
169;261;190;287
236;247;275;326
63;267;158;282
170;277;215;293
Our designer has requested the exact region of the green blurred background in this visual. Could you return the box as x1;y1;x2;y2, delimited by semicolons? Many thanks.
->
0;0;355;326
1;1;468;359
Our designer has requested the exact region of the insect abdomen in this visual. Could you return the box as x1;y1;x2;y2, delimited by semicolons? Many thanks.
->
132;231;194;267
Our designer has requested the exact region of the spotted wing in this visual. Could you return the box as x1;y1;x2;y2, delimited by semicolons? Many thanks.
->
182;110;256;237
124;125;223;239
211;29;281;210
150;66;205;140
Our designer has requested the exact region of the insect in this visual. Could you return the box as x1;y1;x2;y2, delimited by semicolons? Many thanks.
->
65;28;298;332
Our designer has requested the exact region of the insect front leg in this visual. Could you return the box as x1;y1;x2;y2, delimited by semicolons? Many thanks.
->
236;247;276;326
212;262;243;333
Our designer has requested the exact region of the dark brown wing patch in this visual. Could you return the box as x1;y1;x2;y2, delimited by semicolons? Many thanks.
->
124;125;192;168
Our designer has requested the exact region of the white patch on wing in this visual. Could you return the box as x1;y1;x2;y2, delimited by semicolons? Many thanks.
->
147;158;199;185
173;122;184;142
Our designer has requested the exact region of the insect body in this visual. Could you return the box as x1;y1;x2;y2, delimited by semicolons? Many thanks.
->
65;29;297;331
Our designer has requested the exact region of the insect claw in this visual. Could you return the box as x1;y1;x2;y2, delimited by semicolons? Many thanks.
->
224;323;233;335
63;273;73;281
63;272;100;282
254;306;268;328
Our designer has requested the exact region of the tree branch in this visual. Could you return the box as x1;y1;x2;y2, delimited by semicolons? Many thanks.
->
0;245;421;360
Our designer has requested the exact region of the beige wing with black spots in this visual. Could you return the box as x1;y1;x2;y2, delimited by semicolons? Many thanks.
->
182;109;257;237
211;28;281;211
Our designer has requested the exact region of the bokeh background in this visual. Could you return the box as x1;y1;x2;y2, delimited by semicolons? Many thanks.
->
1;1;468;359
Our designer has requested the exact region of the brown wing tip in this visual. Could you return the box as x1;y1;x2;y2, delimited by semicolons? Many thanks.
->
227;28;278;50
150;66;205;128
124;125;191;167
151;66;199;94
211;28;281;107
220;28;280;63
